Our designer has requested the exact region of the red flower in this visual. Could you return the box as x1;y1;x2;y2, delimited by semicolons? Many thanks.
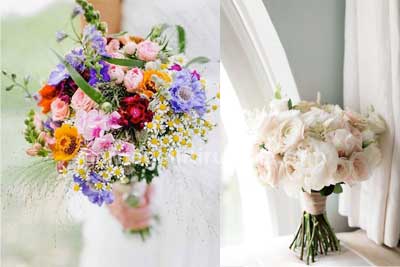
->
118;95;153;130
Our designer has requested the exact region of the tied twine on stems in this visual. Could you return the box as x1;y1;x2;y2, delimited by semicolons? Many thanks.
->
289;192;340;265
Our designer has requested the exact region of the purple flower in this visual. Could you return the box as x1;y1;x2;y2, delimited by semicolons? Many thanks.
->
48;64;69;86
169;64;182;71
55;31;68;42
169;69;207;116
71;5;83;18
83;25;108;56
65;48;85;72
89;60;110;86
74;173;114;206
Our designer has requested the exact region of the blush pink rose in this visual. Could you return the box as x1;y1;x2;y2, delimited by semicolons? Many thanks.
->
108;65;125;84
50;98;70;121
350;152;369;182
71;89;96;112
136;40;160;61
106;39;120;54
124;67;143;93
326;128;362;157
124;41;137;55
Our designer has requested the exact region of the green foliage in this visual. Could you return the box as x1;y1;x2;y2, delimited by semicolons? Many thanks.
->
75;0;107;34
176;25;186;53
2;70;33;99
134;163;159;184
333;183;343;194
183;56;210;68
98;82;129;109
288;99;293;110
318;184;335;196
24;110;39;144
274;85;282;99
102;57;145;68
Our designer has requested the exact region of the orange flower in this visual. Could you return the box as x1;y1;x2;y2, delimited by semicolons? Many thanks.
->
139;70;171;98
38;84;57;114
53;124;81;161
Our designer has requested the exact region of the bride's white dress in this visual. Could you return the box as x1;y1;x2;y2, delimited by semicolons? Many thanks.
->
77;1;220;267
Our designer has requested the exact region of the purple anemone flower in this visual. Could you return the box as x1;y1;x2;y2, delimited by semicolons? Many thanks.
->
89;60;110;86
48;64;69;86
169;69;207;116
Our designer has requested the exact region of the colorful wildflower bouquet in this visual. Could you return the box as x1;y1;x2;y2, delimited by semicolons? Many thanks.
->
253;90;385;264
3;0;217;237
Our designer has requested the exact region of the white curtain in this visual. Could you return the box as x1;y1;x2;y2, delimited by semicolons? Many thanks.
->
339;0;400;248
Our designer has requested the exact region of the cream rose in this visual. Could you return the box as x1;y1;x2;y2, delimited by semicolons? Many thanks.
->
71;89;96;112
334;158;351;183
255;150;280;187
366;109;386;134
50;98;70;121
124;41;137;55
108;65;125;84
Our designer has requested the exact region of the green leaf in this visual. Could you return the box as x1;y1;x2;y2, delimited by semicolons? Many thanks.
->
52;50;104;104
11;73;16;81
183;56;210;68
176;25;186;53
1;70;7;76
107;31;128;38
5;85;14;91
319;184;335;196
288;99;293;110
274;86;282;99
23;75;31;86
102;56;145;68
333;183;343;194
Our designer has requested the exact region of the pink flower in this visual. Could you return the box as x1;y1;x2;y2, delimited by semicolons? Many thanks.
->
75;110;110;140
116;141;135;156
326;128;362;157
124;41;137;55
33;113;43;130
26;143;42;156
108;111;122;129
108;65;125;84
71;89;97;111
124;68;143;93
91;133;115;153
38;131;55;149
350;152;369;182
50;98;70;121
136;40;160;61
106;39;120;54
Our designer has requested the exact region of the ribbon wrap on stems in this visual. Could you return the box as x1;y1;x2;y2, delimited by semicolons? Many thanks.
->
301;192;327;215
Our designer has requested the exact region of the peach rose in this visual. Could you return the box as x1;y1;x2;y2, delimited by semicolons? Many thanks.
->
124;67;143;93
136;40;160;61
71;89;96;112
50;98;70;121
108;65;125;84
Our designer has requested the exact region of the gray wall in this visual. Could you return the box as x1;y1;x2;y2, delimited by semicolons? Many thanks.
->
263;0;345;106
263;0;350;232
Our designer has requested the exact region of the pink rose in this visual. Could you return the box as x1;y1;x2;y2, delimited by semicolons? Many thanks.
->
50;98;70;121
108;65;125;84
326;128;362;157
255;150;280;187
124;68;143;93
349;152;369;182
106;39;120;54
124;41;137;55
334;158;352;183
136;40;160;61
71;89;96;112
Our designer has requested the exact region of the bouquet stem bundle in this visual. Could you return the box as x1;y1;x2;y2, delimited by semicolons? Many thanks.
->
289;193;340;264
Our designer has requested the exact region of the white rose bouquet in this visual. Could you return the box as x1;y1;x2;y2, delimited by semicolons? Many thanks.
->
253;89;386;264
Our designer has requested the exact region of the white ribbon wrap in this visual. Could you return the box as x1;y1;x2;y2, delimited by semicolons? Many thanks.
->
301;192;327;215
